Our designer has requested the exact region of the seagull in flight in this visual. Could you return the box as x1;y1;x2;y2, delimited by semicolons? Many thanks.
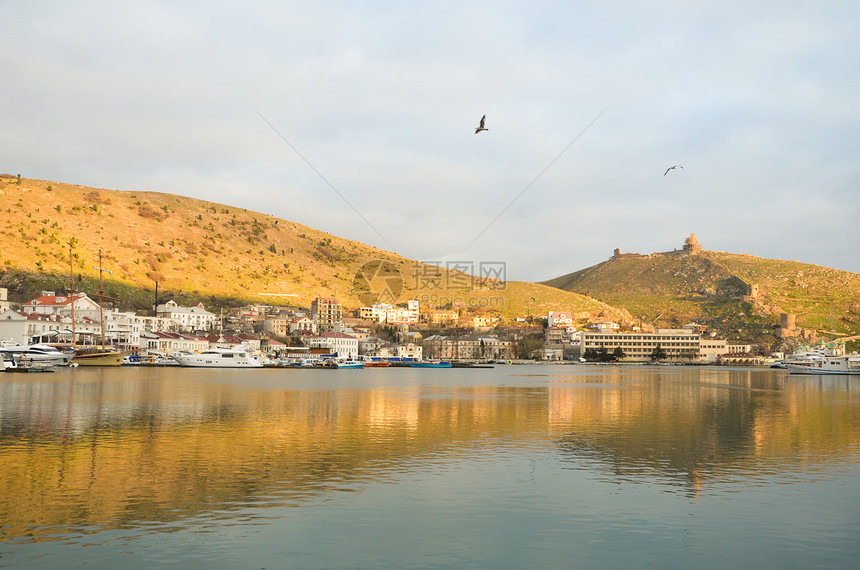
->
475;115;488;134
664;165;683;176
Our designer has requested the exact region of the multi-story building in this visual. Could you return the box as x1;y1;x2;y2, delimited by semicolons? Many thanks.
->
311;297;342;333
699;337;729;362
306;331;358;359
23;291;101;315
397;342;423;360
156;300;217;332
423;334;514;360
263;314;290;337
426;310;459;325
139;331;209;354
288;315;316;335
548;311;573;328
386;307;419;324
578;329;701;361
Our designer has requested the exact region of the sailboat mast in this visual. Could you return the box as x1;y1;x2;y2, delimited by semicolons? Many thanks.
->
98;250;106;349
69;245;76;349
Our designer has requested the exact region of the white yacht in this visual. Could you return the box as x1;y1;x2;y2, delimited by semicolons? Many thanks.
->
785;354;860;375
171;347;263;368
0;343;72;367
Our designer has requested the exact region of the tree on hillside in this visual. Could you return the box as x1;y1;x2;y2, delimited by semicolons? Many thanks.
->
650;344;667;361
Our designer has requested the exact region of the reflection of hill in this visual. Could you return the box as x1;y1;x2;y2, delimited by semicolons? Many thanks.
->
546;370;860;496
2;369;860;540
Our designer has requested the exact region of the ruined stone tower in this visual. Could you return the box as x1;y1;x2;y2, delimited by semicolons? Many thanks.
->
683;233;702;254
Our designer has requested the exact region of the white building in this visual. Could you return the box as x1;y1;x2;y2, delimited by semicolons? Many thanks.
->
156;300;217;332
23;292;101;316
140;331;209;354
396;342;423;360
699;337;729;362
0;310;69;345
0;288;10;312
306;332;359;359
589;321;620;333
548;311;573;328
579;329;701;361
288;315;316;335
386;307;419;324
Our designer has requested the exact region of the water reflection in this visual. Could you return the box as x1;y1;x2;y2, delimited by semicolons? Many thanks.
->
1;366;859;543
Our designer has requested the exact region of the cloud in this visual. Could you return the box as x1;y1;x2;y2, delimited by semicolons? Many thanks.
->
2;1;858;281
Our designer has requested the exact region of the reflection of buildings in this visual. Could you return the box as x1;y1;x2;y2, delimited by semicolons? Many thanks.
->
3;368;859;542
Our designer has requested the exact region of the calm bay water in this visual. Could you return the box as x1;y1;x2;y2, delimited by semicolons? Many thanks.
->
1;364;859;568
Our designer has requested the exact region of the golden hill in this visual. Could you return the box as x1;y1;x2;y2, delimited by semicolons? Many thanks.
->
542;246;860;345
0;175;629;323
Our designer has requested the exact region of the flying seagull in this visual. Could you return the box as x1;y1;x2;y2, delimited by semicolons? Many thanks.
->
664;165;684;176
475;115;488;134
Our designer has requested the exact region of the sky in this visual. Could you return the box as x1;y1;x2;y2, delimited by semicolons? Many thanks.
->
3;1;859;281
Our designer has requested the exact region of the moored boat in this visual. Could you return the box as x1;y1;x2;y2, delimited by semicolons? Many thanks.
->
410;361;452;368
0;352;55;373
334;359;364;369
785;354;860;375
0;342;72;367
73;348;124;367
172;347;263;368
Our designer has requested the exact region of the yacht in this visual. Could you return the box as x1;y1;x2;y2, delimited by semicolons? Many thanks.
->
172;347;263;368
0;342;72;367
785;354;860;375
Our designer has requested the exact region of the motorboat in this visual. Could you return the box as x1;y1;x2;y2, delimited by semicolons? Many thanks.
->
785;354;860;375
138;351;179;366
333;359;364;369
0;351;55;372
172;347;263;368
0;342;72;367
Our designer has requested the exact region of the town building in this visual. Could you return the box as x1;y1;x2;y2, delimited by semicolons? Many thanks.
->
699;337;729;362
23;291;101;315
140;331;209;354
578;329;701;361
288;315;317;335
548;311;573;328
263;314;290;337
311;297;343;333
397;342;423;360
156;300;217;333
306;331;358;359
423;334;514;361
426;309;459;325
588;321;620;333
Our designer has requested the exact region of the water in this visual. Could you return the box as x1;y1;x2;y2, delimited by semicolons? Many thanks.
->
2;365;859;568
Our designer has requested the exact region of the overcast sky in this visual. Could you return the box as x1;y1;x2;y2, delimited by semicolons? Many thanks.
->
4;1;859;281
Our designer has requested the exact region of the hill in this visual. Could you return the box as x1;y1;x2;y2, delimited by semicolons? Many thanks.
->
541;238;860;348
0;175;630;324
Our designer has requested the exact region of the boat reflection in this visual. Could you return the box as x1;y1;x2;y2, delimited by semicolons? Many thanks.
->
1;366;859;541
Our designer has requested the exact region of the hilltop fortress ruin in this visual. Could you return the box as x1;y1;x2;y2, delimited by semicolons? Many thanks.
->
612;233;703;260
611;234;813;343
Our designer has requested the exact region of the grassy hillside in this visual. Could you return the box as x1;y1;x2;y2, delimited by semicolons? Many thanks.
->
542;249;860;345
0;175;628;323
